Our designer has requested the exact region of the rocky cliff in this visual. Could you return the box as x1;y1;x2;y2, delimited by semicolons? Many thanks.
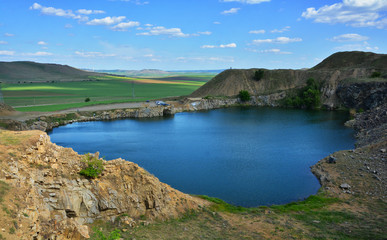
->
0;130;206;239
190;51;387;109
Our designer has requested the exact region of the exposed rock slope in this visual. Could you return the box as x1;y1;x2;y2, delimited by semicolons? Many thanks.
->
191;51;387;109
0;130;205;239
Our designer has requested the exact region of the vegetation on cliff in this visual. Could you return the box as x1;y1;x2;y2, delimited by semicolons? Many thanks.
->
283;78;321;109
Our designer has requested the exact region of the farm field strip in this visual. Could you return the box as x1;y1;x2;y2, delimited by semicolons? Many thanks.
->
0;75;212;112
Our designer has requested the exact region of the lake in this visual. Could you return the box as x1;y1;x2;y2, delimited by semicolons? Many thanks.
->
48;107;355;207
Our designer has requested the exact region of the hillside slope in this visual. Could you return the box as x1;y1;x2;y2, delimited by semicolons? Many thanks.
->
190;51;387;108
0;61;106;83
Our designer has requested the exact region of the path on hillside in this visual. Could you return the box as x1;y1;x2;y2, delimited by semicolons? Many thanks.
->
0;101;158;121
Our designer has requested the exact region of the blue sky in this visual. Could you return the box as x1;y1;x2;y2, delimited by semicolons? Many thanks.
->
0;0;386;70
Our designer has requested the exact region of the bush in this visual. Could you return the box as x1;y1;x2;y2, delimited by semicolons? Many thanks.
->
79;153;104;179
238;90;251;102
85;97;91;102
371;72;381;78
282;78;321;109
254;69;265;81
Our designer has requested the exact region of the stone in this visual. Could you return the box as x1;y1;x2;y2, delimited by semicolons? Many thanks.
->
381;149;386;153
328;156;337;164
340;183;351;190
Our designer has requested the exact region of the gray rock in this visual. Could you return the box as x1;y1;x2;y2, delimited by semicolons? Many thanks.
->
340;183;351;189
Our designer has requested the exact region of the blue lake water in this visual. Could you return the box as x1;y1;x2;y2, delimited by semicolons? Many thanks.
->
48;107;355;207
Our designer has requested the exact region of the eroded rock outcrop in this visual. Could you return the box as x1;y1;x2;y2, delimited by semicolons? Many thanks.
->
0;130;205;239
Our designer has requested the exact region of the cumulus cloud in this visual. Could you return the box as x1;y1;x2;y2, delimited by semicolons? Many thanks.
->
64;24;73;28
220;0;270;4
76;9;105;15
331;33;369;42
0;50;14;55
271;26;290;33
301;0;387;29
111;21;140;31
213;21;221;24
137;26;190;37
249;30;265;34
75;51;116;57
4;33;14;37
30;3;88;21
222;8;240;15
0;41;8;44
201;43;237;48
252;37;302;44
87;16;126;26
37;41;48;45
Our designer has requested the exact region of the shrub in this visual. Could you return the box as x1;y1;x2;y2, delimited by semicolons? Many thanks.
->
85;97;91;102
282;78;321;109
79;153;104;179
371;72;381;78
254;69;265;81
238;90;251;102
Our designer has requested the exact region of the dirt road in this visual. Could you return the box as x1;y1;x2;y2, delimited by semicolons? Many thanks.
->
0;101;158;121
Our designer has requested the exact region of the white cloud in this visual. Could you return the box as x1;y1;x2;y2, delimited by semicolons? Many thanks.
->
331;33;369;42
249;30;265;34
220;0;270;4
137;26;190;37
271;26;290;33
0;50;14;56
302;0;387;29
144;24;153;27
201;43;237;48
252;37;302;44
0;41;7;44
111;21;141;31
222;8;240;15
260;49;292;54
76;9;105;15
37;41;48;45
198;31;212;35
213;21;221;24
75;51;116;57
24;52;53;56
4;33;14;37
334;41;379;51
87;16;126;26
64;24;73;28
30;3;88;21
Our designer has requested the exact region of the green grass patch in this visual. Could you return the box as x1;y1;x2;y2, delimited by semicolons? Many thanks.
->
2;77;203;111
196;195;248;213
271;195;340;213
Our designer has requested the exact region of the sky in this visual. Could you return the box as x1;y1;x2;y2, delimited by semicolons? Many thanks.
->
0;0;386;70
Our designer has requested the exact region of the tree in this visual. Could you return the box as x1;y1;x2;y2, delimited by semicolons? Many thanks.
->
254;70;264;81
238;90;251;102
85;97;91;102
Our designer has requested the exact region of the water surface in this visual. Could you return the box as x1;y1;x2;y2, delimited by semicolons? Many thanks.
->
49;107;355;207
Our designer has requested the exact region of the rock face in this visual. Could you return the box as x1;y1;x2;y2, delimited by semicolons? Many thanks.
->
0;131;205;239
190;51;387;110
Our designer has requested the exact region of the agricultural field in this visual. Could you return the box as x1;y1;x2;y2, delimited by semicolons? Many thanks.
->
0;75;212;112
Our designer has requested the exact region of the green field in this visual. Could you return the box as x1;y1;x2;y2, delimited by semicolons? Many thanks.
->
1;75;211;112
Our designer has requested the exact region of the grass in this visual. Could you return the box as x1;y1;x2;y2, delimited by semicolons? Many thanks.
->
1;75;208;112
0;181;9;203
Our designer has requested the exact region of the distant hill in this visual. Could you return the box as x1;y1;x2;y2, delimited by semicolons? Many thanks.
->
0;61;106;83
313;51;387;70
95;69;223;77
190;51;387;108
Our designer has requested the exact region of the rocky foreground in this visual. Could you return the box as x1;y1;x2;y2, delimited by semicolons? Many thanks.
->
0;130;206;239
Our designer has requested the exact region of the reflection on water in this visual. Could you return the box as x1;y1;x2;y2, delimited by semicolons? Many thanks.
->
49;107;354;207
